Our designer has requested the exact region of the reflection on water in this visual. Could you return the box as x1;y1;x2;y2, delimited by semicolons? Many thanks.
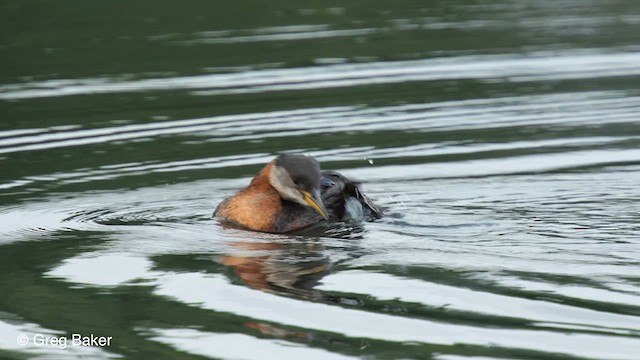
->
2;0;640;359
219;238;332;299
4;50;640;100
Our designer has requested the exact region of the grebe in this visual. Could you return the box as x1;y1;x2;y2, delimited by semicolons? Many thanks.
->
213;154;382;233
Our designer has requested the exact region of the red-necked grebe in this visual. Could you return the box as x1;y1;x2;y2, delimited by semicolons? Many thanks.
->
213;154;382;233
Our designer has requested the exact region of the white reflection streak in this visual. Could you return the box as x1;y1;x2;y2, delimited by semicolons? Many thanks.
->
0;107;352;153
187;28;377;44
153;272;640;359
46;255;157;287
1;91;638;155
150;329;357;360
213;108;640;143
0;180;34;190
2;51;640;100
495;278;640;308
348;148;640;181
317;271;640;332
1;140;638;190
5;140;632;189
0;128;48;139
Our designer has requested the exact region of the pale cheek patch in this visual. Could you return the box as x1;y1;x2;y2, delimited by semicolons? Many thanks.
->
269;166;307;206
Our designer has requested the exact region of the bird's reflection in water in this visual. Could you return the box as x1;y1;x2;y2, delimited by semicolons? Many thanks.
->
219;238;330;300
218;223;366;299
217;225;366;343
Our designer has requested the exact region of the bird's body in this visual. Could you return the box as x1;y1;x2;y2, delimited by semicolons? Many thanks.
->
214;155;382;233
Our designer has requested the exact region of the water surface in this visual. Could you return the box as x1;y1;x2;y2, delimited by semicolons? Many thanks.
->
1;1;640;359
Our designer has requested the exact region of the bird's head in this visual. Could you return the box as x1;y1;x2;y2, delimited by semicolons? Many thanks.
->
269;154;328;219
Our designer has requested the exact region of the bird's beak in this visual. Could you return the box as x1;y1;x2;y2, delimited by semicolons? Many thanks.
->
301;189;328;219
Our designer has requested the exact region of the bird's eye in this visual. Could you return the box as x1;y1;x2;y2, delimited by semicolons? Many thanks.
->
292;178;301;186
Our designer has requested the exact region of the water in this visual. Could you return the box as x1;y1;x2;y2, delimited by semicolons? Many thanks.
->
1;1;639;359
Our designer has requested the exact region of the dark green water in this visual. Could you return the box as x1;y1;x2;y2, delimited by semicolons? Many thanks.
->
1;1;640;359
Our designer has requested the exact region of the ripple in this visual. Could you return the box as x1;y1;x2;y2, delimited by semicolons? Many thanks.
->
2;90;638;157
317;270;640;333
2;49;640;100
149;328;357;360
0;181;216;242
153;271;640;359
0;207;98;241
185;26;377;45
